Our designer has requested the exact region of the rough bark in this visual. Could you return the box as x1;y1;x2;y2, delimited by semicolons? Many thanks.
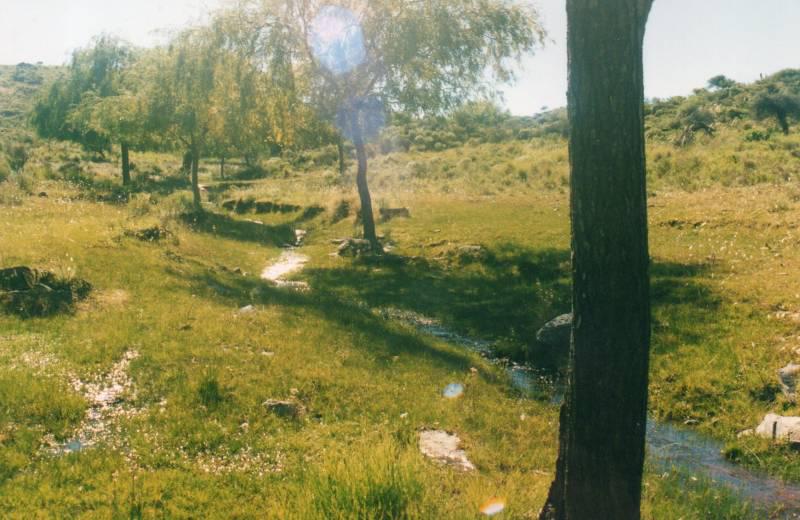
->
539;1;653;519
351;120;379;250
191;143;202;212
121;143;131;186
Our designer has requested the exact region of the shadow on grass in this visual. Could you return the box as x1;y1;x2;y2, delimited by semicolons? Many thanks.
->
180;211;297;247
171;241;721;377
172;266;494;385
301;245;721;368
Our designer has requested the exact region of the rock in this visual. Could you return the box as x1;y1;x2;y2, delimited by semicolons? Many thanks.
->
125;226;170;242
747;414;800;443
379;207;411;222
237;305;256;315
418;430;475;471
0;267;91;317
0;266;37;291
337;238;374;257
536;313;573;349
263;399;306;419
779;363;800;399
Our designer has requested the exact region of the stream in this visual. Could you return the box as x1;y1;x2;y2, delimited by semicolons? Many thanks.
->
261;243;800;517
381;308;800;518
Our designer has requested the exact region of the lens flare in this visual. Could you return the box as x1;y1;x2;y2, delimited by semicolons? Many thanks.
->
479;497;506;516
335;95;386;141
308;5;366;75
443;383;464;399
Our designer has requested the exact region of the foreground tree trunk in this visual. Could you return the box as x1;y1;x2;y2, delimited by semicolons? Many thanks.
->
351;120;379;250
121;143;131;186
190;143;202;212
539;1;653;519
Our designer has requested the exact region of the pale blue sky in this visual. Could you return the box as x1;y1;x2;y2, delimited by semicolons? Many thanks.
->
1;0;798;115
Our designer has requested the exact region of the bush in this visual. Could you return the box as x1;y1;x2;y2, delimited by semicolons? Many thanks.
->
197;374;224;409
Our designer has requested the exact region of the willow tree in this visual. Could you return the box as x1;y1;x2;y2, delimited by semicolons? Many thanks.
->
69;67;154;186
32;35;135;178
539;1;654;519
205;8;294;176
143;29;220;210
255;0;543;249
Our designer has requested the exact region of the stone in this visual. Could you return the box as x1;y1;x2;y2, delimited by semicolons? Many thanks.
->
125;226;170;242
0;266;37;291
237;305;256;315
747;413;800;443
337;238;374;257
536;313;573;349
418;430;475;471
263;399;306;419
779;363;800;399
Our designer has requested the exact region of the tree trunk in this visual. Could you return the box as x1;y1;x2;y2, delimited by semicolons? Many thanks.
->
182;150;193;176
191;143;202;212
778;113;790;135
337;137;346;176
121;143;131;186
220;156;226;180
539;1;653;519
351;120;379;250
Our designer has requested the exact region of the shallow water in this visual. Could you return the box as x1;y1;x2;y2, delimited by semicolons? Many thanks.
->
260;250;309;282
387;308;800;516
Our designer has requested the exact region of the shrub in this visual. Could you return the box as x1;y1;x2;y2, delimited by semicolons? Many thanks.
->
197;374;224;409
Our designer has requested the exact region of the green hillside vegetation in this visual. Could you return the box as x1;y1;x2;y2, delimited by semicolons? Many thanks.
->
2;10;800;516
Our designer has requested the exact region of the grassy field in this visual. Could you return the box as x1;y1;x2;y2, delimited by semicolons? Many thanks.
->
1;132;799;518
2;64;800;517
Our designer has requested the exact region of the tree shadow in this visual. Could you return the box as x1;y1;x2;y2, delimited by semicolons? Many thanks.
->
303;245;720;369
180;212;297;247
168;241;722;379
171;265;495;383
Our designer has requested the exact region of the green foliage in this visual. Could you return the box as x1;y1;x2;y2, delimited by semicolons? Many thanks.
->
306;440;425;519
753;90;800;134
31;35;134;153
0;154;10;183
197;373;224;409
11;63;44;86
707;74;737;91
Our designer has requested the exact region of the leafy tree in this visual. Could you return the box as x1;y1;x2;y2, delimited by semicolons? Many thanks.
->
539;0;654;518
753;89;800;135
32;36;136;180
142;29;220;210
707;74;736;91
674;101;716;146
254;0;544;249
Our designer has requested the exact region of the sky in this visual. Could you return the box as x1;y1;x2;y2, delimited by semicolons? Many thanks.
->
1;0;798;115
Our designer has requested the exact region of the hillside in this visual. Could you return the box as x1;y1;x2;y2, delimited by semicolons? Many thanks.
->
0;63;61;134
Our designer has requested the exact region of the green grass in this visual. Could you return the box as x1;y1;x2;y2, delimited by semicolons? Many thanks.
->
2;107;800;516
